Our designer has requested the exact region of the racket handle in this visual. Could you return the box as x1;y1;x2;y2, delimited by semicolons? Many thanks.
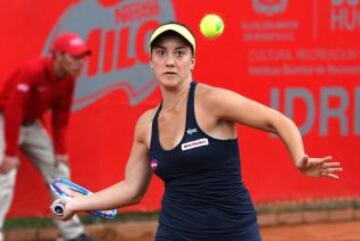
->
52;203;65;216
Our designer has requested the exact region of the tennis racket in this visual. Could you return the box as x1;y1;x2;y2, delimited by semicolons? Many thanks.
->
50;178;117;219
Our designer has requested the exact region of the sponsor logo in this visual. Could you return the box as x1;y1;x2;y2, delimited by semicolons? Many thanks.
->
181;138;209;151
42;0;175;111
186;128;197;135
252;0;287;16
17;83;29;92
150;159;159;170
242;0;296;43
330;0;360;31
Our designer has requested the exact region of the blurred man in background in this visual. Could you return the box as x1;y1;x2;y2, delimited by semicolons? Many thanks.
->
0;32;96;241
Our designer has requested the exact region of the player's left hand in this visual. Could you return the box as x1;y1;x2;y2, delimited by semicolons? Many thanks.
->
55;154;69;167
296;155;343;179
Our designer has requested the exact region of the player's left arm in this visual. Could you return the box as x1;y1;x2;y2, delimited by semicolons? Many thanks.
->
204;85;342;179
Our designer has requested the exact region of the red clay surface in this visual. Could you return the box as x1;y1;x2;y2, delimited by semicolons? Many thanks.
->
261;221;360;241
4;220;360;241
97;221;360;241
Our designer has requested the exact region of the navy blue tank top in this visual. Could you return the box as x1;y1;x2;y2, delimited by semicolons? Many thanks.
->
149;82;261;241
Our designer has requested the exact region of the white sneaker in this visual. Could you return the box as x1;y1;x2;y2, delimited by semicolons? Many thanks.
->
57;234;96;241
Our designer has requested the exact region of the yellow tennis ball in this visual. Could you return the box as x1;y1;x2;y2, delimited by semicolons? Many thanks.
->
200;14;224;38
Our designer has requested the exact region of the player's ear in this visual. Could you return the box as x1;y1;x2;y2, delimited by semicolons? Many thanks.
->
149;55;154;69
191;57;195;71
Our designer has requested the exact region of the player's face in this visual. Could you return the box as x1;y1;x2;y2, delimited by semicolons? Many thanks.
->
150;35;195;89
60;53;86;77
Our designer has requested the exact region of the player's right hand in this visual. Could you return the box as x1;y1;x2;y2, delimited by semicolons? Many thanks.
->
0;155;20;174
51;198;76;221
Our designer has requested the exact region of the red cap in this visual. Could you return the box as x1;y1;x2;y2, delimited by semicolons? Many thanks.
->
51;32;91;57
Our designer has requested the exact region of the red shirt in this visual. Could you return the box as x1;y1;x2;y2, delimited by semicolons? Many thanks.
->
0;57;75;156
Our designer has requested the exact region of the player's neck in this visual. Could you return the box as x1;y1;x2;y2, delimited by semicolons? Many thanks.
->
161;82;190;112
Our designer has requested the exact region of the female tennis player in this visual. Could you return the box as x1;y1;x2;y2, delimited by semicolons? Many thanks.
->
52;22;343;241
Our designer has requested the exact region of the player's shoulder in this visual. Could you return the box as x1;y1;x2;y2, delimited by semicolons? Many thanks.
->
137;107;158;124
195;82;234;95
134;106;159;138
195;82;237;105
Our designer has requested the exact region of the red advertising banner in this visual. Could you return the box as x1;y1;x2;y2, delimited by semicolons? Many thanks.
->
0;0;359;217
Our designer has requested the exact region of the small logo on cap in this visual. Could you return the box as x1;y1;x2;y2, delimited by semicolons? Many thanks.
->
70;38;84;46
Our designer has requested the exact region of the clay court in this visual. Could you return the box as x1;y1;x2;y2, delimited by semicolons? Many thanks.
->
76;220;360;241
4;209;360;241
261;221;360;241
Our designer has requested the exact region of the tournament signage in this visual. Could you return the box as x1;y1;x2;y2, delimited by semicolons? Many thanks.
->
0;0;358;217
42;0;175;110
242;0;360;137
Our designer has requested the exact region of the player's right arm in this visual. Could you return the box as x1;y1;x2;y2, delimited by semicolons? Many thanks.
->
53;109;155;220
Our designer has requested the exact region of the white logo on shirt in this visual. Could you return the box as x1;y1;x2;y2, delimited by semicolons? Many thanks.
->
17;83;29;92
186;128;198;135
181;138;209;151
